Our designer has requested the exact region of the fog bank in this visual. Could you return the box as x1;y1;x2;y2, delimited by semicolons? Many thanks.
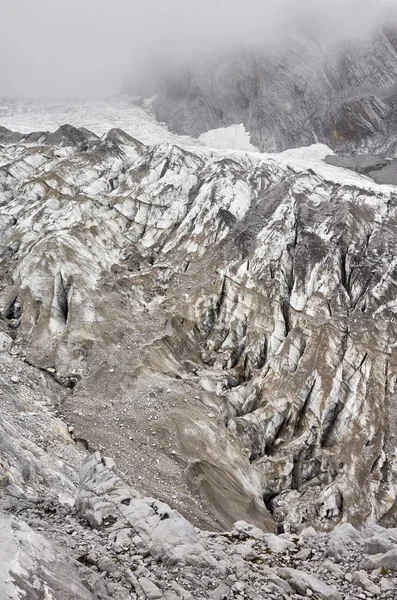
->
1;0;396;97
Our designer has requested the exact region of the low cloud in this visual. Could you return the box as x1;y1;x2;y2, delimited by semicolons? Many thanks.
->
0;0;396;97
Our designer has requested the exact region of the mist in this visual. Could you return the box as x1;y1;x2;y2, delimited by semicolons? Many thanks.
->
1;0;396;98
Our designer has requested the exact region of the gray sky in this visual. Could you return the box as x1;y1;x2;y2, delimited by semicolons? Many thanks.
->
0;0;396;97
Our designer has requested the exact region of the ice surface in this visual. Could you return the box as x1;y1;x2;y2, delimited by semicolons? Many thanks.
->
198;124;259;152
0;97;197;147
272;144;397;192
0;97;396;195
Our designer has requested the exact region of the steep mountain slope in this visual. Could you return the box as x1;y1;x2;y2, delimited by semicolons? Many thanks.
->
153;28;397;155
1;110;397;540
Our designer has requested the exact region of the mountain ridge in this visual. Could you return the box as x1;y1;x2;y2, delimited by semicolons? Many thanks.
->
150;28;397;156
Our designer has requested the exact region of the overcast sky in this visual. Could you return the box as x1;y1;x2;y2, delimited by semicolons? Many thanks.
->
0;0;396;98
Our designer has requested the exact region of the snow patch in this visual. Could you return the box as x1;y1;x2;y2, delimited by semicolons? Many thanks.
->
198;124;259;152
278;144;334;163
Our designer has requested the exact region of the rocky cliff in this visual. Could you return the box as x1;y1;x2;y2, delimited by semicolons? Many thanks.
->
152;28;397;155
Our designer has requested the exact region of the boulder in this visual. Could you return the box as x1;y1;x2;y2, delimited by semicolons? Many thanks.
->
352;570;381;596
278;567;342;600
363;536;394;555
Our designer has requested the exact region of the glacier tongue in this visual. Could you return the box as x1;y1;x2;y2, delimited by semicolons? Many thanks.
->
1;105;397;534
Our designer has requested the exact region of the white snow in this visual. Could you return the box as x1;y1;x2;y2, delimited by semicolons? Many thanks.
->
1;98;396;196
0;97;197;147
278;143;334;163
198;124;259;152
270;144;397;193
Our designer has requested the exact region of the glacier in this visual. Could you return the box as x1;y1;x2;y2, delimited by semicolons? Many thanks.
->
0;98;397;537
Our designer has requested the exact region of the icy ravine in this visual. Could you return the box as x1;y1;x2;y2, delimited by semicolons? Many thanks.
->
1;102;397;540
2;357;397;600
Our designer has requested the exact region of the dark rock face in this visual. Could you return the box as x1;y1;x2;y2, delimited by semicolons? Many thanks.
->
325;154;397;186
0;123;98;148
153;28;397;154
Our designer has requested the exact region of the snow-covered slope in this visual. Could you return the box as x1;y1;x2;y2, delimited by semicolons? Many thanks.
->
1;99;397;540
0;97;196;146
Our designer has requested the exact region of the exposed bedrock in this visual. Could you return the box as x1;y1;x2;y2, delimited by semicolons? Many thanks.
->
150;27;397;156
